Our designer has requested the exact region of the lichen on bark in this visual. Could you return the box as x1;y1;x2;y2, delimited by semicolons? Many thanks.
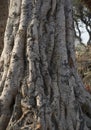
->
0;0;91;130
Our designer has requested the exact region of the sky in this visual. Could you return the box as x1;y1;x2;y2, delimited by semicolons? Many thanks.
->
81;26;89;44
77;21;89;45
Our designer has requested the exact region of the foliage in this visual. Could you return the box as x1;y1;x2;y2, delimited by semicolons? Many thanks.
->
76;44;91;93
80;0;91;10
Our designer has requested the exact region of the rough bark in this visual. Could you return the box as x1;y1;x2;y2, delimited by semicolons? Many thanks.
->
0;0;91;130
0;0;8;55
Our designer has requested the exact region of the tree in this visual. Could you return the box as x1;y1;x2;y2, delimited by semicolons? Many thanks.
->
0;0;8;55
0;0;91;130
73;3;91;45
73;0;91;45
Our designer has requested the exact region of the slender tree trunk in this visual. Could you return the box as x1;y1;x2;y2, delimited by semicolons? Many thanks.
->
0;0;91;130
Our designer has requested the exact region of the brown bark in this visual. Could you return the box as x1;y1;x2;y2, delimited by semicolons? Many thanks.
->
0;0;8;55
0;0;91;130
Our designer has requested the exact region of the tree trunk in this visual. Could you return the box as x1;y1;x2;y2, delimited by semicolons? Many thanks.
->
0;0;8;55
0;0;91;130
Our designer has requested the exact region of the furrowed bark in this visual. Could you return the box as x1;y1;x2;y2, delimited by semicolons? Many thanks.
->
0;0;28;129
0;0;91;130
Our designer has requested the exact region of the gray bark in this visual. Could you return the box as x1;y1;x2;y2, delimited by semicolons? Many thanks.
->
0;0;91;130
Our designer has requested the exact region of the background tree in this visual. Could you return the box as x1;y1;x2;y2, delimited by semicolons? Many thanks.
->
0;0;91;130
73;0;91;89
73;0;91;45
